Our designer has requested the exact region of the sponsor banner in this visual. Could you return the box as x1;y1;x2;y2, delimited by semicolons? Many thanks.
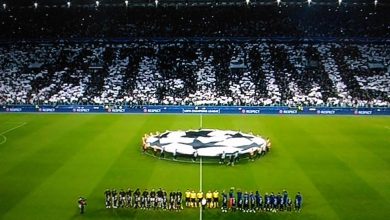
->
108;108;125;113
39;107;56;112
316;110;336;115
354;110;372;115
1;105;389;115
279;109;298;114
241;109;261;114
72;107;90;113
182;109;220;114
6;108;23;112
143;108;162;113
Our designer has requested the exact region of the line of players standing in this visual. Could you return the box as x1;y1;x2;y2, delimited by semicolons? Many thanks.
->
105;189;183;211
219;189;303;213
105;188;303;213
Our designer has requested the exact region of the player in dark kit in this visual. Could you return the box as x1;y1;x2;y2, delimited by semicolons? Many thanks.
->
162;194;168;210
119;189;126;208
78;197;87;214
243;192;249;212
169;191;176;210
150;189;156;209
220;151;226;164
287;197;293;211
276;192;282;211
112;189;118;208
237;190;243;210
157;188;163;209
134;188;141;209
295;192;302;212
221;192;228;212
249;192;256;213
126;188;133;208
141;189;148;209
265;193;270;211
255;191;262;211
176;191;183;210
283;190;288;211
105;189;111;208
270;192;275;211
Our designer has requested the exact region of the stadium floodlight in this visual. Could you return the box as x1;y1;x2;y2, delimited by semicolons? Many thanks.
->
96;1;99;7
67;1;71;8
125;0;128;7
155;0;158;7
246;0;250;5
34;2;38;9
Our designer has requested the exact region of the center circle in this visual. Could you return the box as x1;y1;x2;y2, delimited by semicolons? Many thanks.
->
143;129;268;161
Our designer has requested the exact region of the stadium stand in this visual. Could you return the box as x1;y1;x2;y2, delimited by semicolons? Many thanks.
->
0;42;388;107
0;3;389;107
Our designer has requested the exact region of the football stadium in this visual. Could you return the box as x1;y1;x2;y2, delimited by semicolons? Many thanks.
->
0;1;389;220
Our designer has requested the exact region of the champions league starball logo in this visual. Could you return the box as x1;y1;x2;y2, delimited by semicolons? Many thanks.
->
144;129;267;157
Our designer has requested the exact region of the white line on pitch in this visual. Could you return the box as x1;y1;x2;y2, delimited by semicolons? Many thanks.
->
199;156;203;220
199;114;203;220
0;122;27;145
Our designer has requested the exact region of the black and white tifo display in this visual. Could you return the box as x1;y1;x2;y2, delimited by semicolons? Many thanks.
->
144;129;267;157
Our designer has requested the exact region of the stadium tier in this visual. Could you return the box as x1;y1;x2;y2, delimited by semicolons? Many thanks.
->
1;3;390;220
0;42;388;107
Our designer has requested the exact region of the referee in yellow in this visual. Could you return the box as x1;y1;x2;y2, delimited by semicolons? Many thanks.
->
206;191;213;208
197;191;204;207
190;190;197;207
213;190;219;208
185;189;191;207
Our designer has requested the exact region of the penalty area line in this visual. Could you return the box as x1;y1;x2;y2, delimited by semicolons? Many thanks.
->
0;122;27;145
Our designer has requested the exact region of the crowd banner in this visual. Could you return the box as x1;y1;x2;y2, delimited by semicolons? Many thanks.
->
1;105;389;115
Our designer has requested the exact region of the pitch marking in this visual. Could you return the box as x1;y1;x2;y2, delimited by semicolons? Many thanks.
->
199;114;203;220
199;157;203;220
0;122;27;145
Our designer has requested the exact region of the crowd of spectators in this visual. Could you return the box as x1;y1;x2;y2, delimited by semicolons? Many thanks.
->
0;5;389;40
0;41;388;107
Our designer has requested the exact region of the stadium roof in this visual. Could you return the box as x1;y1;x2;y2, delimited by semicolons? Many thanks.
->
2;0;387;7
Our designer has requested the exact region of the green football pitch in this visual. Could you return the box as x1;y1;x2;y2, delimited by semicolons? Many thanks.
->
0;114;389;220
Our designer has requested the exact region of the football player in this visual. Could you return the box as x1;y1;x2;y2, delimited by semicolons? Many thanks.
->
221;192;227;212
105;189;111;208
295;192;302;212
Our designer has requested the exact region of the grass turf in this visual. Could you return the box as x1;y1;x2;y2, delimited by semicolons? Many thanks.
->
0;114;389;220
